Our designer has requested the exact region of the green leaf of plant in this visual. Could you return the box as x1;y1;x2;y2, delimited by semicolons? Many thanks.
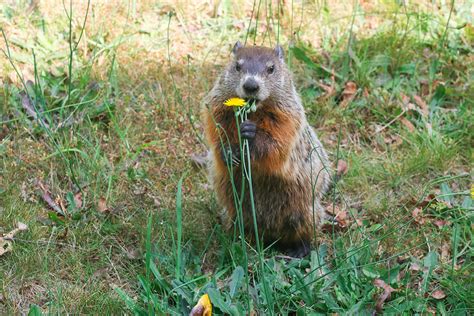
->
229;266;244;299
362;266;380;279
424;251;438;269
207;287;230;313
28;305;42;316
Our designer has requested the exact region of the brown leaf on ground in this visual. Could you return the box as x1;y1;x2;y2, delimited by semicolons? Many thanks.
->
37;180;64;215
0;222;28;257
20;90;50;129
317;81;336;98
412;207;425;225
58;196;67;215
431;289;446;300
343;81;357;96
325;203;342;216
340;81;357;107
336;160;348;176
74;192;83;209
324;203;353;229
335;210;350;227
433;220;449;228
441;243;450;262
418;193;437;208
373;279;395;314
401;93;410;106
98;197;109;213
400;93;416;111
400;117;415;132
0;239;13;256
413;95;429;117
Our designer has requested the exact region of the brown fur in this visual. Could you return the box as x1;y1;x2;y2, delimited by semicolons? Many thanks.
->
202;45;330;255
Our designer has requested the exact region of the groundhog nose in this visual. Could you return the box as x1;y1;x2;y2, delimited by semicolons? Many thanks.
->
243;78;259;94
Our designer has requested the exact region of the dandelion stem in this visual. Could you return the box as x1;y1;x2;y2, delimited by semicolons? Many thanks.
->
238;101;274;312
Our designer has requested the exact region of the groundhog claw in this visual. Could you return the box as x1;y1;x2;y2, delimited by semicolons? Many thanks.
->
220;145;240;166
240;120;256;140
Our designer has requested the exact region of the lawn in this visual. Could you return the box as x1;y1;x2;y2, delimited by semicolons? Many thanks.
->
0;0;472;314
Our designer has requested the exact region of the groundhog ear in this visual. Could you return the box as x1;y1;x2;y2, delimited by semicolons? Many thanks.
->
232;41;243;55
274;45;284;61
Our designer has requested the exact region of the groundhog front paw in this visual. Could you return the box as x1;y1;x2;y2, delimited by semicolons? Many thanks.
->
220;145;240;166
240;120;256;140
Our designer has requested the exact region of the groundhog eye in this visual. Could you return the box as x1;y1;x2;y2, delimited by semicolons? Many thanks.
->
267;65;275;74
235;63;241;72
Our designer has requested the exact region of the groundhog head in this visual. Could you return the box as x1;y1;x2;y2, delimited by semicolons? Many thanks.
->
225;41;286;103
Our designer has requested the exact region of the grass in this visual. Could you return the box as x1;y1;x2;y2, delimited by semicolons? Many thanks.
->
0;0;472;314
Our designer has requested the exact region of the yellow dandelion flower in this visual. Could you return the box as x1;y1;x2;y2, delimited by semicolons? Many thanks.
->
471;184;474;199
190;293;212;316
224;97;246;107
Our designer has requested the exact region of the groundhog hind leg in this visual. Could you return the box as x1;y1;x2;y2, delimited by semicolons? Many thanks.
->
276;215;313;258
283;239;311;258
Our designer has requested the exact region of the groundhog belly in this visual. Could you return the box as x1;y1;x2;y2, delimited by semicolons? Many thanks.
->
241;172;316;246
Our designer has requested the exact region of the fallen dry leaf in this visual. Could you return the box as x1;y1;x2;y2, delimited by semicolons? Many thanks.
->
413;95;429;117
400;117;415;132
37;180;64;215
431;289;446;300
58;196;67;215
317;81;336;98
0;222;28;257
74;192;83;209
441;243;450;262
98;197;109;213
189;293;212;316
401;93;410;106
20;90;50;129
0;239;13;256
325;203;342;216
324;203;353;229
433;220;449;229
412;207;425;225
340;81;357;108
400;93;416;112
417;193;437;208
335;210;350;228
373;279;395;314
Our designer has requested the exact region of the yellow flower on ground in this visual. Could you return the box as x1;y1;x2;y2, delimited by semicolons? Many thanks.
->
190;293;212;316
224;97;246;107
471;184;474;199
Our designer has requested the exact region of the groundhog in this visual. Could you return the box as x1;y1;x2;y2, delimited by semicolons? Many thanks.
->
202;41;330;258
